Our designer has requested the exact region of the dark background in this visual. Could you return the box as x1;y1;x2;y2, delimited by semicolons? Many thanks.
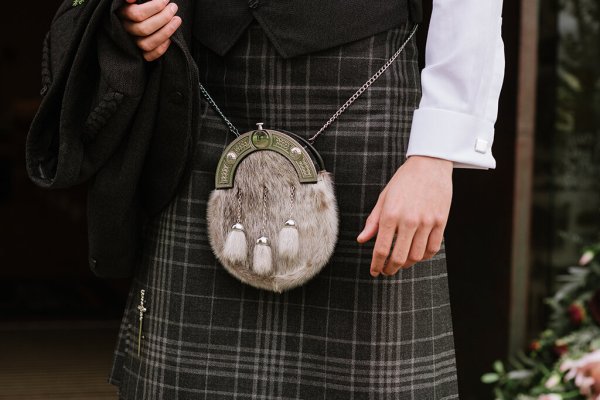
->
1;1;524;399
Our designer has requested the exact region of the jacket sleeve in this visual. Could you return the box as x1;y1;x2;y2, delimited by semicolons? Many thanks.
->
405;0;505;170
26;0;149;189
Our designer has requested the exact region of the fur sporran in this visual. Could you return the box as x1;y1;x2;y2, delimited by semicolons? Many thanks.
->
207;125;339;293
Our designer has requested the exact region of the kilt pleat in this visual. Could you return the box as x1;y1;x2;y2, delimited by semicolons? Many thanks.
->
108;20;460;400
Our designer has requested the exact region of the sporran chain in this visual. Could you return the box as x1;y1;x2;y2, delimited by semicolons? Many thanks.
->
197;23;419;145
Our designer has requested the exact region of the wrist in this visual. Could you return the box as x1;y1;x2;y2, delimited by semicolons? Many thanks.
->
406;155;454;172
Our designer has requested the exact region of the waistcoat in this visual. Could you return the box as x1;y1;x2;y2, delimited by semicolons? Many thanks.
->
193;0;423;59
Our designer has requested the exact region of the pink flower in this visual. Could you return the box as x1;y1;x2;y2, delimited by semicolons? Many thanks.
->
560;350;600;399
579;250;595;266
538;394;562;400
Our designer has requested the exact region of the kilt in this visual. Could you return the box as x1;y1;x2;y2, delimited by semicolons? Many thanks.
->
108;20;460;399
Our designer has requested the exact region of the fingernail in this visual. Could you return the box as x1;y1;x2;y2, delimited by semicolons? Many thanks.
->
164;0;169;4
170;3;178;12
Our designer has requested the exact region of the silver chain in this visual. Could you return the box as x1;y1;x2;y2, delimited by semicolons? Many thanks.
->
198;83;240;137
198;23;419;144
236;187;242;223
261;185;267;235
289;184;295;219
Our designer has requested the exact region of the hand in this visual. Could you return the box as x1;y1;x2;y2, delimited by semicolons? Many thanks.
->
117;0;182;62
356;155;453;277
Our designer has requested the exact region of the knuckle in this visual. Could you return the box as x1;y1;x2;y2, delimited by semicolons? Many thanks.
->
406;254;421;263
402;216;419;229
365;214;377;225
384;265;396;274
137;39;153;52
154;0;168;11
389;255;405;267
129;8;145;22
427;243;441;254
162;13;174;28
379;212;398;227
433;213;446;225
373;248;389;259
157;43;168;53
136;25;151;36
420;215;436;227
383;268;398;277
381;219;396;230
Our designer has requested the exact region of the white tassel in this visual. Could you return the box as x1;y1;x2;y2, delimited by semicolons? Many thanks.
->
278;219;299;260
252;236;273;275
223;223;247;263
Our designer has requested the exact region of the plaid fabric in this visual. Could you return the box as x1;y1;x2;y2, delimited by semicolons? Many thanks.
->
108;20;460;399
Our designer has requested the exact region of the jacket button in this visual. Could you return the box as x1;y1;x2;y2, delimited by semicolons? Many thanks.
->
248;0;259;9
170;91;184;104
40;84;49;97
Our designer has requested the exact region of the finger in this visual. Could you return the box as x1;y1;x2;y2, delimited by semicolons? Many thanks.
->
357;188;387;243
370;213;397;277
423;225;444;260
402;216;437;269
119;0;170;22
123;2;178;37
381;217;418;275
386;225;430;273
143;38;172;62
136;16;182;53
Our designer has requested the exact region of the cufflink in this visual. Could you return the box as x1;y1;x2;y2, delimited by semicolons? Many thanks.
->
475;138;489;154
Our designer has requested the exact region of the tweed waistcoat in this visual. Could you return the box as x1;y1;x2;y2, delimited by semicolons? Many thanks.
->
193;0;423;58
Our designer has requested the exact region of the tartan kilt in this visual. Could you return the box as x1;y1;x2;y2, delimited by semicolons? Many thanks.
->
108;20;460;400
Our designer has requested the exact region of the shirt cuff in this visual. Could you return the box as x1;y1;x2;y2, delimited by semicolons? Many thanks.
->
405;107;497;170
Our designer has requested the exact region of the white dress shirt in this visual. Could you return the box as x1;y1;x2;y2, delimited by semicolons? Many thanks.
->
405;0;505;169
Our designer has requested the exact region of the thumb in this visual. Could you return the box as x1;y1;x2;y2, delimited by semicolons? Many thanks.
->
356;191;386;243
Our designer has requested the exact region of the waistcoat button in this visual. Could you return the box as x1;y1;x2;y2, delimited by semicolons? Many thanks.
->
248;0;259;9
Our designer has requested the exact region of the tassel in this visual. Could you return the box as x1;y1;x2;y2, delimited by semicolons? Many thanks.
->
223;223;247;263
278;219;299;260
252;236;273;275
